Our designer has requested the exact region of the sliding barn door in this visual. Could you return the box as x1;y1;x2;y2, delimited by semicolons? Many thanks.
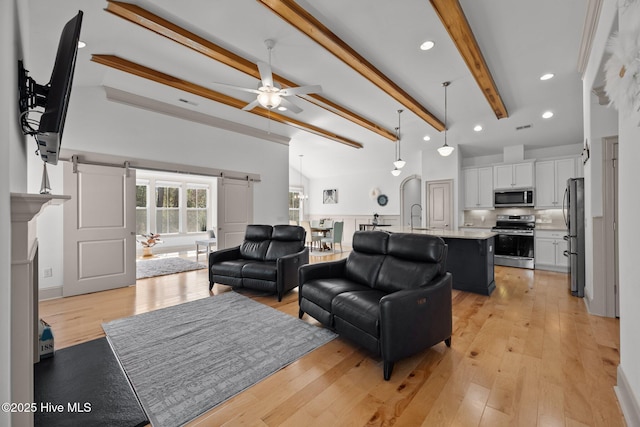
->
217;178;253;250
63;162;136;296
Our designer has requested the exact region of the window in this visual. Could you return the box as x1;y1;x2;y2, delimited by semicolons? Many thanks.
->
186;186;208;232
136;183;149;235
289;188;303;223
156;184;180;234
136;174;212;237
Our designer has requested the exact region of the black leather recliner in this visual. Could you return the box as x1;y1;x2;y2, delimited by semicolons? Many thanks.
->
298;230;452;380
209;225;309;301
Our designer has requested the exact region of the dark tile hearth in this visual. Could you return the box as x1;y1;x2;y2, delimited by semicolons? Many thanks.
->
34;338;148;427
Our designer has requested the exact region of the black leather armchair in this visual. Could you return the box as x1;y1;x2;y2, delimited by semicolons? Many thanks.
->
298;231;452;380
209;225;309;301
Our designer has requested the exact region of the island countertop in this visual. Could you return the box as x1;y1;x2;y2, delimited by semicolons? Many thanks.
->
381;226;497;240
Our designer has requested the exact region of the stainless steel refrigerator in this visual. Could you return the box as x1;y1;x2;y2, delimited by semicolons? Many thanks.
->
564;178;585;297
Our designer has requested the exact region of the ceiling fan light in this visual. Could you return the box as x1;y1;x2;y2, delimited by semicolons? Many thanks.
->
393;159;406;169
391;168;402;176
438;144;455;157
257;91;281;109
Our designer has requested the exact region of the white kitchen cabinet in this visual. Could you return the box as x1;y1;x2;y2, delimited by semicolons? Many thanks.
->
535;229;569;272
535;158;576;208
494;162;534;189
463;167;493;209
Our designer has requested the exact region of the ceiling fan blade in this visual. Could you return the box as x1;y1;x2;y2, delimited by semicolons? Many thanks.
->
211;82;260;94
280;84;322;97
279;97;303;114
242;99;260;111
257;61;274;88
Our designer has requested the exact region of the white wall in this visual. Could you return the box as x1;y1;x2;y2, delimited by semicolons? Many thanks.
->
308;165;420;216
2;0;30;421
581;0;618;316
616;2;640;422
31;85;289;294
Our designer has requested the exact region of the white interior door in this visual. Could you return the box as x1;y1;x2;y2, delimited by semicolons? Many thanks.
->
63;162;136;296
217;178;253;249
427;180;453;230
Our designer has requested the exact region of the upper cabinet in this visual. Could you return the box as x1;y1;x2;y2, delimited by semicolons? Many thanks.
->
535;158;576;208
463;167;493;209
494;162;534;189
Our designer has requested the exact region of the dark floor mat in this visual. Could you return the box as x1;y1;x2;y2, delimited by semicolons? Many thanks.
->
34;337;149;427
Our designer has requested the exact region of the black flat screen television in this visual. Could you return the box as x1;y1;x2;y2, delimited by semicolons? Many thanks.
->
18;10;83;165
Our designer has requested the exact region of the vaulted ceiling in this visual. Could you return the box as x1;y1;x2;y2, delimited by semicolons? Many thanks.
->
26;0;588;178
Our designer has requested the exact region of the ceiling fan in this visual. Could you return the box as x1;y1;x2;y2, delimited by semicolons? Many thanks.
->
213;39;321;114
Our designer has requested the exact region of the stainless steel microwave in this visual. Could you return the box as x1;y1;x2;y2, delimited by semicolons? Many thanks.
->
494;189;534;207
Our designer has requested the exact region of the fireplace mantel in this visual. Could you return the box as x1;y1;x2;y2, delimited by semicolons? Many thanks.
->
10;192;70;427
11;192;70;221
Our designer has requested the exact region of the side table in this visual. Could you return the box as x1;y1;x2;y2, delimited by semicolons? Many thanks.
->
195;238;217;262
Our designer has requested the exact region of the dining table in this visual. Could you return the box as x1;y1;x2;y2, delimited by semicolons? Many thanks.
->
311;226;333;251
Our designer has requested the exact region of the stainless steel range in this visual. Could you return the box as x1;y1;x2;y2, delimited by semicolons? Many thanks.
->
492;215;535;269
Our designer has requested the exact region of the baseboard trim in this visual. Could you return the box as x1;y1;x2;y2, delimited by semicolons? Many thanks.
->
615;365;640;426
39;286;63;301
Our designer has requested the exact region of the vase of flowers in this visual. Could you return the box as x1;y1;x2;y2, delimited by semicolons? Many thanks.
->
138;233;162;257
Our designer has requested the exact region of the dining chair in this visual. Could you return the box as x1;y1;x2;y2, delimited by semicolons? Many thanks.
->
301;220;321;250
321;221;344;252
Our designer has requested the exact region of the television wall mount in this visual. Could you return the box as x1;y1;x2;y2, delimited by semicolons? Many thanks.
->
18;60;49;136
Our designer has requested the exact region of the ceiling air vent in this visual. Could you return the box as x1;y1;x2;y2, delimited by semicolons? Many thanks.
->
178;98;198;106
515;124;532;131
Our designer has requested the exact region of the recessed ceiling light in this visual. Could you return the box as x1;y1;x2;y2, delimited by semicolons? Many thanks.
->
277;106;287;111
540;73;554;81
420;40;435;51
474;125;483;132
77;40;86;49
542;111;554;119
423;135;431;141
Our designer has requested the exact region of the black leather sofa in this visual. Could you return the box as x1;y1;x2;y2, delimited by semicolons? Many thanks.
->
209;225;309;301
298;230;452;380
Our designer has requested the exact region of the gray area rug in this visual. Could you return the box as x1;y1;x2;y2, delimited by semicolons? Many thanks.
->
102;292;337;427
136;257;206;279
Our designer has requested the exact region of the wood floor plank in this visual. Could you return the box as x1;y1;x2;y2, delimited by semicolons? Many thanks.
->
38;255;625;426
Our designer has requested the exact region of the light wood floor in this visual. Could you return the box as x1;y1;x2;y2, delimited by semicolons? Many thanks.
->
40;252;625;426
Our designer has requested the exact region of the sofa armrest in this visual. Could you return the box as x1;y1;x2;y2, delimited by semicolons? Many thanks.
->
276;247;310;299
208;246;240;286
298;258;347;287
208;246;241;267
379;272;452;363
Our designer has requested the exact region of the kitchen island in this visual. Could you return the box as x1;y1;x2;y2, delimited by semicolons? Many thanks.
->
384;227;497;296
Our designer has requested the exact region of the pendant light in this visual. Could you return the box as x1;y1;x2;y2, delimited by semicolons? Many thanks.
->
393;109;406;168
296;155;309;200
437;81;455;157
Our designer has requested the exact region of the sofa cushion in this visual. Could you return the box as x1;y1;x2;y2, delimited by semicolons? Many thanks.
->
211;260;253;278
387;233;446;264
332;290;386;337
376;257;441;293
265;240;304;261
352;231;389;254
239;224;273;261
344;251;385;288
300;278;370;311
374;234;446;293
272;225;305;241
242;261;277;282
244;224;273;240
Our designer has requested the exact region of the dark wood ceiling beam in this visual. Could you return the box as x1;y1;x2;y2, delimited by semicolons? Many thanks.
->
91;54;363;149
256;0;445;132
105;0;395;141
429;0;508;119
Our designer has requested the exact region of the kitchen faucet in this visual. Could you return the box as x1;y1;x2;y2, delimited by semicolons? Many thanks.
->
410;203;422;229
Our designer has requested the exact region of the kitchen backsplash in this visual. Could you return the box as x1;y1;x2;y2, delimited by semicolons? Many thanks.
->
463;208;566;229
